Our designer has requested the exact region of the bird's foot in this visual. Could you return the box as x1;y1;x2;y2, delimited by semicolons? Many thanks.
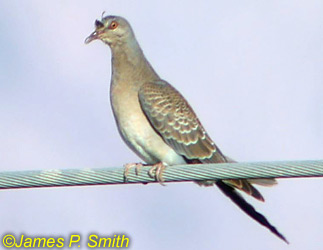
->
124;162;143;182
148;162;166;186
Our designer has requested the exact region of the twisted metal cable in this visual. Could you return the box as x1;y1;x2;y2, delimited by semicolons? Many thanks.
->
0;160;322;190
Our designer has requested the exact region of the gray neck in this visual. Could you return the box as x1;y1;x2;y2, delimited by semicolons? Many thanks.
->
110;37;159;86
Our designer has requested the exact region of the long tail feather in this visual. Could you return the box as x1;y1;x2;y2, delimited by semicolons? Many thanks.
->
216;180;288;244
223;179;265;202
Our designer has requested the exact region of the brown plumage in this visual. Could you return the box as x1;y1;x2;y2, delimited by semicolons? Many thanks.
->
85;15;287;243
139;80;269;202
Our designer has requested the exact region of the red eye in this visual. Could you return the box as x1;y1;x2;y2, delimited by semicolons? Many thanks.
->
109;21;118;30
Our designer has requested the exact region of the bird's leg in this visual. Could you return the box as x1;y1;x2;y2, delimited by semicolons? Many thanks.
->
124;162;143;182
148;162;167;185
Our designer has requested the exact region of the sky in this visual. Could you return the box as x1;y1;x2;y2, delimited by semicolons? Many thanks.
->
0;0;322;249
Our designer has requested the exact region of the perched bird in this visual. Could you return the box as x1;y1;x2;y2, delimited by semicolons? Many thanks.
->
85;15;287;243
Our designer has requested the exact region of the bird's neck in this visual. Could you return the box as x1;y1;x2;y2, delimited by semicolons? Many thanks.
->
110;39;159;87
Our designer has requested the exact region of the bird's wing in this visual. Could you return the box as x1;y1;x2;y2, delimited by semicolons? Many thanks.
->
138;80;226;162
139;80;275;200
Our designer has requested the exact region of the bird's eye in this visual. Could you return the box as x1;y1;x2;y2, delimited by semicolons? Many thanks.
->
109;21;118;30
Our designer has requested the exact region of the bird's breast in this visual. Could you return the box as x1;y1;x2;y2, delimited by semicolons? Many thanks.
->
110;80;185;165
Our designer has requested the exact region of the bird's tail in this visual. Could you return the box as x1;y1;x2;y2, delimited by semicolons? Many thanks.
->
215;180;288;244
222;179;265;201
221;155;277;201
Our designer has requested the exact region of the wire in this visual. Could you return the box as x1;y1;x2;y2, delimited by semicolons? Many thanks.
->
0;160;322;190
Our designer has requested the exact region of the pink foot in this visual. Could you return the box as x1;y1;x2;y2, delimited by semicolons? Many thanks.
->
124;163;143;182
148;162;167;185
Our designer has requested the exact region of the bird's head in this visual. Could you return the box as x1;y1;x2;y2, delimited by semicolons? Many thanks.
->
85;14;134;46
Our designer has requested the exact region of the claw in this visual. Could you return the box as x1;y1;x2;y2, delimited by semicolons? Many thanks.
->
148;162;166;186
124;163;143;182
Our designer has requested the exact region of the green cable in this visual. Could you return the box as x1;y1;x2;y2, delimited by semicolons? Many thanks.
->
0;160;322;190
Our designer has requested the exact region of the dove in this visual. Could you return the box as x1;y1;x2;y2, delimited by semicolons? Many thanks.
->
85;15;287;243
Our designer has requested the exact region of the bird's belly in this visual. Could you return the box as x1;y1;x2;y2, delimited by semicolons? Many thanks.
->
111;87;185;165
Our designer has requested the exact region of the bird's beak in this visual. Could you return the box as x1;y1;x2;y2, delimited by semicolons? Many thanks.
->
84;30;99;44
85;19;105;44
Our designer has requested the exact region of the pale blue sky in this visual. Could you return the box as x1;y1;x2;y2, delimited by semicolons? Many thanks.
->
0;1;322;249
